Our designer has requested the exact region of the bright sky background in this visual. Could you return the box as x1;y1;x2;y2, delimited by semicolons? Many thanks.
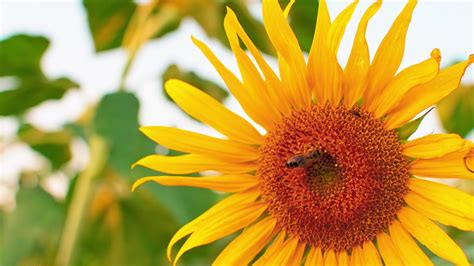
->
0;0;473;198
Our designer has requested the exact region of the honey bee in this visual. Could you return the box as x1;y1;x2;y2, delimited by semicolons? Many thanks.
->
285;150;322;168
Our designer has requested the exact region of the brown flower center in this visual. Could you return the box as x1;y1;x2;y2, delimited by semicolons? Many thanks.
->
258;105;409;252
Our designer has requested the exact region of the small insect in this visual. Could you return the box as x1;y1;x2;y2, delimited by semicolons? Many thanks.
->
351;110;361;118
285;150;322;168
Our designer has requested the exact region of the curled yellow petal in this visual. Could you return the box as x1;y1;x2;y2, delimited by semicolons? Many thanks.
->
308;0;330;89
364;0;417;106
304;246;323;266
362;241;382;266
398;207;469;265
408;178;474;219
409;145;474;179
165;79;262;144
385;55;474;129
167;189;260;261
371;49;441;117
225;8;291;115
174;202;267;265
309;2;344;106
376;232;404;266
191;37;272;130
213;216;277;266
389;220;433;266
140;126;259;162
132;174;259;193
133;154;256;175
403;133;466;159
262;0;310;109
327;1;358;54
342;1;381;107
404;191;474;231
223;13;283;127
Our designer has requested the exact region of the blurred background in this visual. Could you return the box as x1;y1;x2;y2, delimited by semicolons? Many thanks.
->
0;0;473;265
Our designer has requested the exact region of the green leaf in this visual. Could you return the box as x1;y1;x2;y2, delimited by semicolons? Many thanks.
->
17;124;72;170
280;0;318;52
396;108;433;141
82;0;137;52
93;92;156;177
0;34;49;77
0;34;78;116
0;186;64;266
437;84;474;137
0;77;78;116
162;64;229;103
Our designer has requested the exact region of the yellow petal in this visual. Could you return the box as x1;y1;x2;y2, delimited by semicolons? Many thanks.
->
254;231;287;265
349;246;364;266
342;1;381;107
140;126;259;162
327;1;358;54
403;133;465;159
323;249;337;266
165;79;262;144
364;0;417;106
408;178;474;219
376;232;404;266
174;202;267;265
223;13;283;127
389;220;433;266
289;242;306;266
134;154;256;174
404;191;474;231
398;207;469;265
337;251;350;266
132;174;259;193
213;216;277;266
362;241;382;266
409;146;474;179
262;0;310;109
191;37;272;130
308;0;331;89
385;55;474;129
283;0;295;18
304;246;323;266
265;236;302;265
225;8;291;115
167;189;260;261
370;49;441;117
308;0;344;106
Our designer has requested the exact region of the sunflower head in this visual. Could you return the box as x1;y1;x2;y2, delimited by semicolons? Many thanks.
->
133;0;474;265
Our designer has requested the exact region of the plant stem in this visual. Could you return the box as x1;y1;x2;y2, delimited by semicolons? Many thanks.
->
118;52;136;91
55;135;108;266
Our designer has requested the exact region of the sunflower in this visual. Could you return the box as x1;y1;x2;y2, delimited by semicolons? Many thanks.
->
132;0;474;265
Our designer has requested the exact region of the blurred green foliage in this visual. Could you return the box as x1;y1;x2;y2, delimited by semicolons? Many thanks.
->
0;35;78;116
437;84;474;138
1;1;472;266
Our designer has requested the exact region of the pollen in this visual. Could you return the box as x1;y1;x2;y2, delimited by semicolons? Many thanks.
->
258;105;410;252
